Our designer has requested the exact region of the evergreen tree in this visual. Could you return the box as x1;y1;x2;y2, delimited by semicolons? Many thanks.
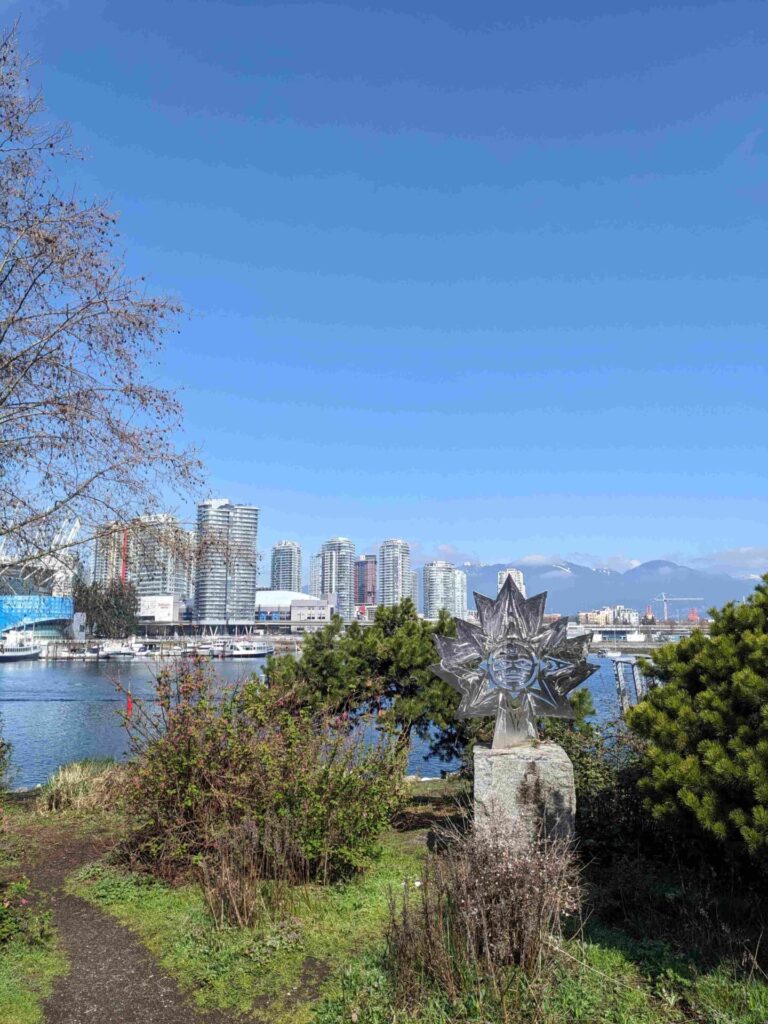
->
628;578;768;857
267;600;488;762
267;599;600;765
73;578;139;638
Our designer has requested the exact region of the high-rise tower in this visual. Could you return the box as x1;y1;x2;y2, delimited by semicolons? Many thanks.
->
497;567;526;597
195;500;259;626
320;537;356;620
309;552;323;598
354;554;377;607
378;538;411;606
92;515;192;598
271;540;302;592
423;560;467;620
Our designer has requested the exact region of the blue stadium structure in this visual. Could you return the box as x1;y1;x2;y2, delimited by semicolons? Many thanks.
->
0;595;74;637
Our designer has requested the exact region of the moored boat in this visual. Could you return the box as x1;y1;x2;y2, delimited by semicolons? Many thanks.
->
223;640;275;658
0;637;41;662
101;642;135;659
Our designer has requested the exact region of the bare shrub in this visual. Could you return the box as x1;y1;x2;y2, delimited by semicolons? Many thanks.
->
36;759;127;814
198;815;306;930
387;822;580;1011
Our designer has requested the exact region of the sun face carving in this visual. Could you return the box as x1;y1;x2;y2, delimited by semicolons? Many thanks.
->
431;576;598;747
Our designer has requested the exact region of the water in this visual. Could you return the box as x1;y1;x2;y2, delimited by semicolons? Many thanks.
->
0;657;620;789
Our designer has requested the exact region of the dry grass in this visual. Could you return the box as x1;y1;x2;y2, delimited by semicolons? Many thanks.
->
35;760;127;815
386;820;580;1014
197;813;309;930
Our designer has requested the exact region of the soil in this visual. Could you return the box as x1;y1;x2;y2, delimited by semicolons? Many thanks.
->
22;826;231;1024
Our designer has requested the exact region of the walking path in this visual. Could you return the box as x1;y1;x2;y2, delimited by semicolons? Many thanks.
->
24;830;230;1024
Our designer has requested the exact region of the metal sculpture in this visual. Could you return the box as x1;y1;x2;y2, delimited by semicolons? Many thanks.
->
431;576;598;748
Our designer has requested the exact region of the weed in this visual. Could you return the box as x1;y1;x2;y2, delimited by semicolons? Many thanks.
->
386;821;579;1017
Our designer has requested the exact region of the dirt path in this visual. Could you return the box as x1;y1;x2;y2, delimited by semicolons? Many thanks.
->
24;830;231;1024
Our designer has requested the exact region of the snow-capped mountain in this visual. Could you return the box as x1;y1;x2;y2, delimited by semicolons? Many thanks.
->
460;559;754;616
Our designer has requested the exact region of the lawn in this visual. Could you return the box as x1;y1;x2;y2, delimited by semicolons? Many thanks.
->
315;923;768;1024
67;831;424;1023
0;939;67;1024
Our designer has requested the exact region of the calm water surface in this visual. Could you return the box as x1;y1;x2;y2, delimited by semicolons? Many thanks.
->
0;656;620;788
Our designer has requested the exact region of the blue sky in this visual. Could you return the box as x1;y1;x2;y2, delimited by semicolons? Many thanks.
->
9;0;768;575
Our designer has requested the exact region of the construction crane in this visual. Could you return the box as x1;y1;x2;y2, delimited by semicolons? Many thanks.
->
653;592;704;622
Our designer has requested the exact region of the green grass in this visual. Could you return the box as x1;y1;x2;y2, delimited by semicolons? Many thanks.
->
314;922;768;1024
314;941;675;1024
67;831;424;1023
0;938;67;1024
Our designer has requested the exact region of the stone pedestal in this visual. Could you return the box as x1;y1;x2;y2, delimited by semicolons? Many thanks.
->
473;742;575;843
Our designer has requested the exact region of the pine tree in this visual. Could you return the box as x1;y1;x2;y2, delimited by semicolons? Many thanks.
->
628;577;768;857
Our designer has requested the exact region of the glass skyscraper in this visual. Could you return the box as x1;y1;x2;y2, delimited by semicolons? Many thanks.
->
354;554;377;607
423;560;467;620
378;538;411;606
320;537;356;621
92;515;192;598
497;567;526;597
271;540;302;592
195;499;259;626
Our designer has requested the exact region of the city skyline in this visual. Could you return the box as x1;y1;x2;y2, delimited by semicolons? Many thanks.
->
88;503;767;597
9;2;767;581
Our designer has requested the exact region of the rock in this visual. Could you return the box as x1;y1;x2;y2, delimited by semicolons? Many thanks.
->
473;741;575;843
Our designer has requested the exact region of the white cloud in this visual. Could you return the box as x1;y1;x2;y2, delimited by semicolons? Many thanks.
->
566;552;641;572
516;553;560;566
691;547;768;575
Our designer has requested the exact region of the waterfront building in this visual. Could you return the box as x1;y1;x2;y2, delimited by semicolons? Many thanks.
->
354;554;377;608
320;537;356;621
195;500;259;626
133;515;192;598
253;589;335;633
0;594;73;639
309;553;323;598
378;539;411;607
578;604;640;627
92;523;126;586
93;515;193;598
497;567;526;597
271;540;302;592
423;560;467;620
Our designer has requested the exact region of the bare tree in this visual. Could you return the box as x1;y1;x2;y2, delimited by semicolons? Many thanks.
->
0;26;202;576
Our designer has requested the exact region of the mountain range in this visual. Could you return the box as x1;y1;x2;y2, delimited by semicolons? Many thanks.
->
459;560;758;617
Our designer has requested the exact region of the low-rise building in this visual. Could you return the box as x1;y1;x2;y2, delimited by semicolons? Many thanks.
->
253;590;336;633
577;604;640;626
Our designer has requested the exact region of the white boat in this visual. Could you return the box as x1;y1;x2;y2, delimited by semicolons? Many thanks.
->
223;640;275;658
0;635;41;661
187;643;216;657
602;649;623;659
625;630;646;643
101;642;135;659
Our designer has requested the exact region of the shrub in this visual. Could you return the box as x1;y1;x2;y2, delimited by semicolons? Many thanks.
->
36;759;127;815
628;578;768;859
120;661;406;923
386;823;580;1012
